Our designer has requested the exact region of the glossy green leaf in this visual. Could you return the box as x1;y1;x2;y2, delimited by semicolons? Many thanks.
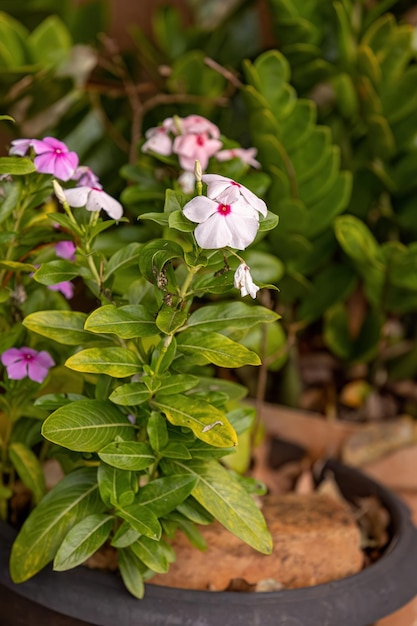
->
66;347;141;377
97;463;135;508
162;459;272;555
136;474;198;517
156;306;187;334
153;394;237;448
42;400;135;452
10;468;102;583
8;442;46;504
53;514;113;571
33;260;79;285
111;523;140;548
85;305;158;339
130;536;169;574
147;411;169;452
98;441;154;471
187;301;278;332
177;330;261;367
155;374;199;395
116;502;161;540
138;239;183;284
23;311;96;345
103;243;143;281
0;157;36;175
118;549;145;599
109;382;151;406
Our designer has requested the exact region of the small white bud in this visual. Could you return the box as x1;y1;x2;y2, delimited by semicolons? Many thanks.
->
52;179;67;205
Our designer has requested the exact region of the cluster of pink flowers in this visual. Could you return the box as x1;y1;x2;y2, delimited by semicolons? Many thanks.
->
141;115;260;176
9;137;123;221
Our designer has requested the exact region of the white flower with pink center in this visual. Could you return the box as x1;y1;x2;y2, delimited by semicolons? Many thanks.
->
234;264;260;299
63;186;123;220
173;133;223;171
202;174;267;216
182;194;260;250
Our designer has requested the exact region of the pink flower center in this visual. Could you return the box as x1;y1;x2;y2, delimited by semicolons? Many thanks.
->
23;353;33;362
196;135;205;146
231;181;241;188
55;149;62;155
217;203;231;216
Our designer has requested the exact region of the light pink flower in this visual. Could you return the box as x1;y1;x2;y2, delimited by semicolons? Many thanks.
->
1;347;55;383
179;115;220;139
72;166;102;189
234;264;260;299
48;281;74;299
173;133;223;171
182;195;260;250
9;138;33;156
202;174;267;216
55;240;76;261
63;186;123;220
31;137;79;181
215;147;261;169
142;126;173;156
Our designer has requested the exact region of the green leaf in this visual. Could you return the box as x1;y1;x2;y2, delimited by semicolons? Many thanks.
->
155;374;199;395
85;305;158;339
116;502;161;540
66;347;141;377
53;514;113;571
111;523;139;548
138;239;183;284
187;301;278;332
177;330;261;367
162;459;272;555
28;15;72;64
98;463;135;508
136;474;198;517
103;243;143;281
0;157;36;175
8;442;46;504
109;382;151;406
10;468;102;583
156;306;187;334
42;400;135;452
130;536;169;574
98;442;155;471
168;210;195;232
34;260;79;285
23;310;97;345
147;411;169;452
0;260;36;272
118;549;145;599
153;394;237;448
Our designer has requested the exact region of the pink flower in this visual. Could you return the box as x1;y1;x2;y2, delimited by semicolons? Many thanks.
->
1;347;55;383
30;137;79;181
202;174;267;216
182;195;260;250
72;166;102;189
142;126;173;156
55;241;76;261
215;147;261;169
9;138;33;156
63;186;123;220
179;115;220;138
48;281;74;299
173;133;223;171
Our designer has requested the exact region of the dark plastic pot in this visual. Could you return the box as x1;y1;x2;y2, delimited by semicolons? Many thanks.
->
1;459;417;626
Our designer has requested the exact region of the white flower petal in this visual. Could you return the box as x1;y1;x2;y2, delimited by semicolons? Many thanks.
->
87;190;123;220
226;213;259;249
182;196;218;223
194;214;232;249
63;187;90;207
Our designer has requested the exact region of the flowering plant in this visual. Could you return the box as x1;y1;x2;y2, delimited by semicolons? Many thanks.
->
0;120;279;597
